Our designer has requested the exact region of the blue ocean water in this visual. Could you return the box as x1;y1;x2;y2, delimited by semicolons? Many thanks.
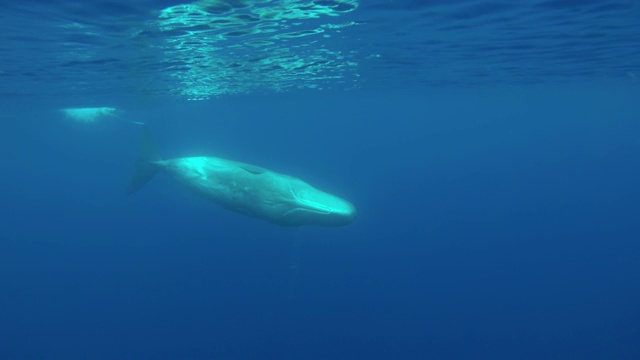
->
1;1;639;359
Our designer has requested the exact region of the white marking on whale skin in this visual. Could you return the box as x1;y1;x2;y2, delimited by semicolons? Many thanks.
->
176;157;209;180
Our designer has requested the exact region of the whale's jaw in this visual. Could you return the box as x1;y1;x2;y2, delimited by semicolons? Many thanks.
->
279;184;356;227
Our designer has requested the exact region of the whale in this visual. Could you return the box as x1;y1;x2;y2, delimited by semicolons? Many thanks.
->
127;126;356;227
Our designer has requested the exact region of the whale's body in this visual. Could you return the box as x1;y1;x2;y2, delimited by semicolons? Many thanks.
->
128;128;356;227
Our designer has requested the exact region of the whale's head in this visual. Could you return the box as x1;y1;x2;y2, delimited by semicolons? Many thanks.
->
280;181;356;227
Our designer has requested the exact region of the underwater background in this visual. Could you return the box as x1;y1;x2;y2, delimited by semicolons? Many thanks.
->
1;0;639;359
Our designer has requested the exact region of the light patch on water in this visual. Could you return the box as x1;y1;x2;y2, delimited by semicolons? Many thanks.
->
150;0;361;100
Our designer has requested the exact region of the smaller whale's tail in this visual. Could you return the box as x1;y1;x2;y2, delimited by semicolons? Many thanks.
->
127;125;161;194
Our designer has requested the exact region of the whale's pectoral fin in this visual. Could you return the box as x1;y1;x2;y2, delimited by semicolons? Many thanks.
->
240;165;266;175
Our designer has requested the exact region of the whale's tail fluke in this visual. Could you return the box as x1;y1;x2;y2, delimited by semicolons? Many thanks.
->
127;125;161;194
